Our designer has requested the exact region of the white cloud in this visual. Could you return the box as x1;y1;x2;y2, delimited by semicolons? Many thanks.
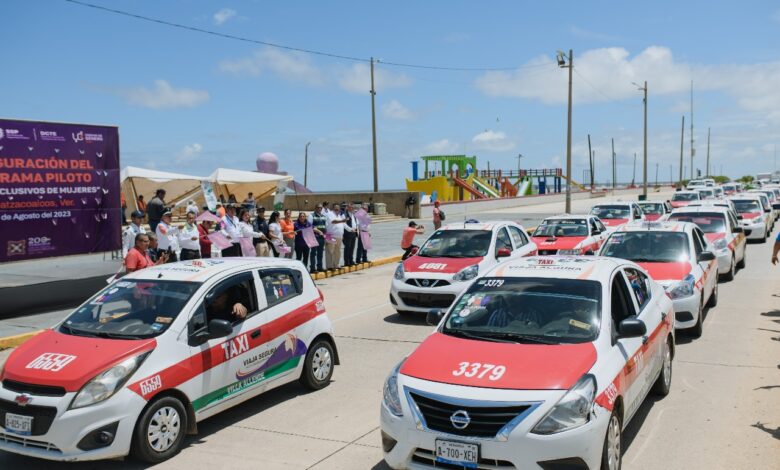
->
117;80;209;109
176;143;203;164
569;26;620;42
338;63;412;94
382;100;414;120
472;130;515;152
213;8;237;25
423;139;460;154
219;48;324;86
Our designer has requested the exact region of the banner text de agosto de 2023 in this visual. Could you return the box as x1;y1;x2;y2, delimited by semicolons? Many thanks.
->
0;118;120;262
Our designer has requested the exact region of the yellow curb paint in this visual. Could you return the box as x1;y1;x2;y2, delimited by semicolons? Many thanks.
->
0;330;43;350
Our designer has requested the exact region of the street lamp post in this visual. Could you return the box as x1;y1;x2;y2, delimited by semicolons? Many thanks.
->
557;49;573;213
633;81;648;198
304;142;311;188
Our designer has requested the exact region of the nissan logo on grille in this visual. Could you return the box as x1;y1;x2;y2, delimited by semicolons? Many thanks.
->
420;279;430;287
450;410;471;430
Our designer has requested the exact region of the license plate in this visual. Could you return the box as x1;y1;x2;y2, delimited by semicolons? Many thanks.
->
435;439;479;468
5;413;33;436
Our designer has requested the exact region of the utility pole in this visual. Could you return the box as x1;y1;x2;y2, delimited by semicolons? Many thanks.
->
557;49;574;213
611;138;616;191
655;162;659;186
632;153;636;187
669;165;672;185
679;115;685;187
632;81;648;197
587;134;594;189
370;57;379;192
303;142;311;188
690;80;695;180
706;127;711;177
516;153;523;176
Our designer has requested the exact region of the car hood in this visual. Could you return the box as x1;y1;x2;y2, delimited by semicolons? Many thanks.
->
670;201;691;208
600;218;629;227
636;262;692;281
531;236;587;251
704;232;726;243
740;213;762;220
2;329;156;392
644;214;663;221
404;256;484;274
400;332;597;390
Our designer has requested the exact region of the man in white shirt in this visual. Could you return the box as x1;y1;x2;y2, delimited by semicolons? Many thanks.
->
155;210;180;262
178;212;201;260
122;210;146;258
342;203;359;266
186;200;199;216
220;204;242;257
325;203;346;270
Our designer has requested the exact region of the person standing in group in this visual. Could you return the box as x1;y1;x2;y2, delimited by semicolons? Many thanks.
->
122;210;146;258
198;219;213;259
155;210;181;262
401;221;425;260
293;212;318;268
243;192;256;212
252;206;271;257
146;233;161;262
280;209;296;259
404;194;417;219
178;212;201;260
309;204;327;272
356;204;370;264
146;189;167;232
432;200;444;230
322;201;331;215
228;194;238;205
237;209;267;256
216;202;226;218
137;194;147;215
342;203;358;266
267;211;285;256
220;204;242;257
186;200;199;216
325;203;347;270
125;233;168;273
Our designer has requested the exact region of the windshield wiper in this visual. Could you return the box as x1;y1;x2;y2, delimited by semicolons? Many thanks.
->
480;332;560;345
60;324;101;338
443;329;515;343
90;331;149;340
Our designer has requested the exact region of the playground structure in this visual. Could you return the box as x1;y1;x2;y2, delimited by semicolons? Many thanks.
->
406;155;582;202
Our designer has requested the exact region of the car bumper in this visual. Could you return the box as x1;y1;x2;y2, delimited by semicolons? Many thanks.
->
390;277;469;313
670;293;701;329
0;386;145;461
715;250;732;274
742;224;766;240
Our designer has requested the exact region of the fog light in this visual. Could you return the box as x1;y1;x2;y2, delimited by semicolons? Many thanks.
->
77;422;119;451
381;430;397;453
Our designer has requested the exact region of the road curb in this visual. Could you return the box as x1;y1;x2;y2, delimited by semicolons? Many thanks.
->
0;330;42;350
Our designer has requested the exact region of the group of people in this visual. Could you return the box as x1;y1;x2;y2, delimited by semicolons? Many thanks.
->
122;190;373;275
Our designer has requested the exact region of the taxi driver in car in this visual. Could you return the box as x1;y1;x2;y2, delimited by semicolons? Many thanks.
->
207;286;249;322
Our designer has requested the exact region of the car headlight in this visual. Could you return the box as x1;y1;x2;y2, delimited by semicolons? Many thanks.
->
452;265;479;282
70;352;150;409
382;360;405;417
666;274;695;299
557;249;580;255
394;263;405;280
531;374;596;435
713;238;728;250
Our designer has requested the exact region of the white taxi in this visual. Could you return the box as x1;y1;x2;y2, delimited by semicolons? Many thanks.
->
599;221;718;336
668;206;747;280
729;196;770;242
390;221;537;315
637;200;672;221
530;215;609;255
0;258;338;463
381;256;674;470
670;190;701;209
589;202;645;230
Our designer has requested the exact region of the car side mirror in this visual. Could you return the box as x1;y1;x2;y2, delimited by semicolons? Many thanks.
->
736;214;743;220
744;228;752;236
733;226;744;233
773;203;780;210
496;247;511;258
617;318;646;339
765;209;771;213
592;229;601;235
426;309;445;326
188;319;233;346
697;251;716;262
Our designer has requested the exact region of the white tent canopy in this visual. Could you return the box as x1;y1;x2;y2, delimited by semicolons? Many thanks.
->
208;168;292;203
121;166;205;214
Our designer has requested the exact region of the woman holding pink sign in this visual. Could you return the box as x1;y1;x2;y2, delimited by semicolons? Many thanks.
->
294;212;322;268
267;211;289;257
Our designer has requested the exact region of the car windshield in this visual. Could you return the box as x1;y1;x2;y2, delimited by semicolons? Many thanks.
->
668;213;726;233
699;190;714;198
60;280;200;339
601;232;690;263
590;205;630;219
673;193;699;201
442;278;601;344
732;200;762;213
532;219;588;237
418;229;492;258
639;203;664;215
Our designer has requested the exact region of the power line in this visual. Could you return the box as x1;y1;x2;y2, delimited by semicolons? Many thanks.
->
573;69;640;108
64;0;552;72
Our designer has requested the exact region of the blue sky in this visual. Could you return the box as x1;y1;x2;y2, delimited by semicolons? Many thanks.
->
3;0;780;190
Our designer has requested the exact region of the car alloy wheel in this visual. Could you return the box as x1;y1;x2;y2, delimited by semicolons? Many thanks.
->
300;339;335;390
603;412;622;470
147;406;181;453
312;345;332;381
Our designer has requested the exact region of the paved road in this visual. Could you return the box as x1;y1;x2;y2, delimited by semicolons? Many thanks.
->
1;191;778;469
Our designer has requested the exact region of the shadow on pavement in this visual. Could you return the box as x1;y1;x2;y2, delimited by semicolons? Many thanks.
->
383;313;428;326
751;422;780;440
621;394;663;452
760;310;780;317
371;460;392;470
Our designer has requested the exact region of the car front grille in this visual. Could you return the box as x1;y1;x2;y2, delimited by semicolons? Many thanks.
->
538;249;558;255
411;447;515;469
2;380;66;397
410;392;533;439
0;432;62;453
405;279;452;288
398;292;456;309
0;399;58;436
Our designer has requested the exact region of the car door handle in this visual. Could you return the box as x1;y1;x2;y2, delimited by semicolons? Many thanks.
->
641;335;648;345
251;329;262;339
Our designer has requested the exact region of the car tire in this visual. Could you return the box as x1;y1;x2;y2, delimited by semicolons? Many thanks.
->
299;339;334;391
652;337;673;396
707;283;718;308
130;396;188;464
737;252;746;270
689;295;704;338
600;409;622;470
721;256;736;282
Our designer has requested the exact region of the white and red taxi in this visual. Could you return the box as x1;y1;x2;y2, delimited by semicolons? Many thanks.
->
670;190;701;209
599;221;718;336
0;258;338;463
381;256;674;470
729;196;770;242
390;221;537;315
589;202;645;230
637;200;671;221
668;206;747;281
530;215;609;255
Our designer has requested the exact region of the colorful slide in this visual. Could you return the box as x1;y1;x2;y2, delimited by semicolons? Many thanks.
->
517;179;532;196
472;176;501;198
453;176;488;199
